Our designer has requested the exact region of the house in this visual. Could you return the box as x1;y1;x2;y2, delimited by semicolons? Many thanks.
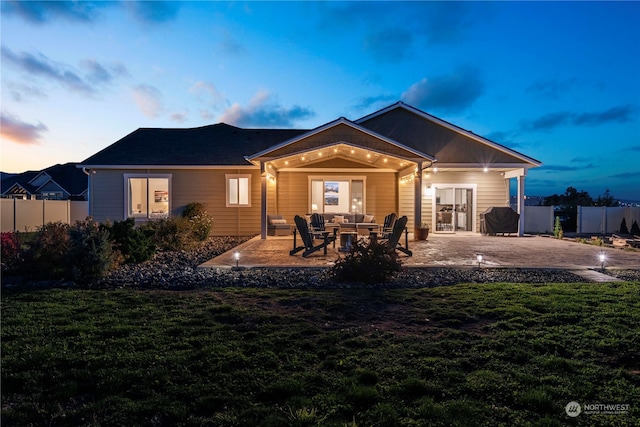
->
1;163;88;200
78;102;541;237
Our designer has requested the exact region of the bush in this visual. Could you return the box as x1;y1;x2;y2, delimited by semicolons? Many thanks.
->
631;220;640;236
331;238;402;284
1;232;24;273
144;217;195;251
553;216;563;239
68;218;120;283
23;222;72;279
104;218;156;263
620;217;629;234
182;202;213;241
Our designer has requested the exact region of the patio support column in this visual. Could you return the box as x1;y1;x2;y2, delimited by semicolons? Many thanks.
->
517;174;525;236
260;162;267;239
414;167;422;232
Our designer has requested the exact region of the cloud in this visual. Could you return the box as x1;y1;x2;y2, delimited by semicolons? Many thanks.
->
215;31;247;56
520;105;634;133
573;105;633;126
132;84;164;118
1;0;106;24
0;113;48;144
218;91;315;128
170;112;188;123
190;81;226;108
538;164;595;173
520;112;571;132
623;145;640;152
570;156;593;163
401;66;484;113
352;94;397;111
363;27;413;62
609;171;638;179
125;1;180;25
526;77;577;100
2;46;128;95
420;1;475;44
5;82;48;103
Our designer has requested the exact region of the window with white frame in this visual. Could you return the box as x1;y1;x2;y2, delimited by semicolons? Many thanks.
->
226;174;251;207
125;174;171;219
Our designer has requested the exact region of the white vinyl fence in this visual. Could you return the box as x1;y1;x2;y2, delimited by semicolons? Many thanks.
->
523;206;555;234
1;199;89;232
576;206;640;234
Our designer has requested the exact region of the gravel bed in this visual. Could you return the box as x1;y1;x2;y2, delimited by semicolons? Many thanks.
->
4;237;637;292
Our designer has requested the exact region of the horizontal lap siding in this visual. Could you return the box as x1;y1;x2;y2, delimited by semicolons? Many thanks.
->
91;168;261;236
276;171;397;225
426;171;507;231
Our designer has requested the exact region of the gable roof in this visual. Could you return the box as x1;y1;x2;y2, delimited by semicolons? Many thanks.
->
1;163;87;197
80;123;308;167
246;117;435;163
356;102;541;167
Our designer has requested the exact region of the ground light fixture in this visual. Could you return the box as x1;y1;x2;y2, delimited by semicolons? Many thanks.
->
599;252;606;271
476;253;483;268
234;251;240;268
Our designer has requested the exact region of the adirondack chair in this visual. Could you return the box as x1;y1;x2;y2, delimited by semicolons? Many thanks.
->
381;212;397;236
379;215;412;256
290;215;336;257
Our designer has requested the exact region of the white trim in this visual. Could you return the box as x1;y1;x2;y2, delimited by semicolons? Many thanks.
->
123;173;172;221
279;167;397;173
225;174;252;207
80;164;258;170
308;175;367;214
246;117;435;162
356;102;541;167
430;183;478;233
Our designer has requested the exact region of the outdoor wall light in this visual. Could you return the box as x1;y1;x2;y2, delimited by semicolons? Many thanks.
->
234;251;240;268
476;253;483;267
483;167;489;173
433;167;438;173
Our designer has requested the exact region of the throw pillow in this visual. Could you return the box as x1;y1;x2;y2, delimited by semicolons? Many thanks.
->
333;215;345;224
270;219;287;225
304;215;312;225
363;214;375;223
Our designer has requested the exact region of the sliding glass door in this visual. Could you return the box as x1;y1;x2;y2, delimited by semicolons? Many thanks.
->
433;184;476;233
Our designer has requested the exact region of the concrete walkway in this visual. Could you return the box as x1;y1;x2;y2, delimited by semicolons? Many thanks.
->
199;233;640;273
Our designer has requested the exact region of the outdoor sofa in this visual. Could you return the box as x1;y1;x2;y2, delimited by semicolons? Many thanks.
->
267;215;292;236
307;213;379;235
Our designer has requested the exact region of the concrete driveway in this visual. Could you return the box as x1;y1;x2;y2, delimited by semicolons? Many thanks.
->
200;233;640;270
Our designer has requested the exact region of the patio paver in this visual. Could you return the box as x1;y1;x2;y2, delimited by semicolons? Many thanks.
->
199;234;640;271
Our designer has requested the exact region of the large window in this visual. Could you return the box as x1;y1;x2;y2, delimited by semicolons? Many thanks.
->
125;175;170;219
226;174;251;207
309;177;365;213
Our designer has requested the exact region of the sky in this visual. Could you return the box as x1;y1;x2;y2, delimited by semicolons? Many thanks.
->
1;1;639;201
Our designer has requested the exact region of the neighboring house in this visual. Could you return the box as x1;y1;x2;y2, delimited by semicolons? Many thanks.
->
79;102;541;237
1;163;88;200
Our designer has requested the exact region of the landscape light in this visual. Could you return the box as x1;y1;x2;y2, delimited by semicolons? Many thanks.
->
476;253;483;267
234;251;240;268
599;252;606;271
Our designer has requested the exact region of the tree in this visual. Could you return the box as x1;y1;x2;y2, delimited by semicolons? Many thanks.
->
594;189;618;207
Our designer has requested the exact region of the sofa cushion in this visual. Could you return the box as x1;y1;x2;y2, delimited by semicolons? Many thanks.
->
270;219;287;225
363;214;375;223
332;215;346;224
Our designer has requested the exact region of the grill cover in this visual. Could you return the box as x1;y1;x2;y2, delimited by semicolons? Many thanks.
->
480;207;520;235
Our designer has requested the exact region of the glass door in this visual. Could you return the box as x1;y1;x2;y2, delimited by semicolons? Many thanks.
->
434;185;475;233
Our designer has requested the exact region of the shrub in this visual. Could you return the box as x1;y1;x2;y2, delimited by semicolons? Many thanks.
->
631;220;640;236
620;217;629;234
331;238;402;284
182;202;213;241
68;218;120;283
104;218;156;263
144;217;195;251
23;222;71;279
553;216;563;239
1;232;24;273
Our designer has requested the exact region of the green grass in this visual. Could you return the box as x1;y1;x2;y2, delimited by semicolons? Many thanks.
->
2;283;639;426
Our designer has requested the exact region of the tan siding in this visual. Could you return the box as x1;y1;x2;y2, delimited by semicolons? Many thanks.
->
399;179;416;230
424;170;508;232
91;168;262;236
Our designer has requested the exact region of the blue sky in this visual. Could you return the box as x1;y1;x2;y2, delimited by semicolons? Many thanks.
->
1;1;639;200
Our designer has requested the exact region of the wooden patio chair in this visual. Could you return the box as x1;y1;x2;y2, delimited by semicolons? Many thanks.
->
379;215;412;256
381;212;397;236
290;215;336;257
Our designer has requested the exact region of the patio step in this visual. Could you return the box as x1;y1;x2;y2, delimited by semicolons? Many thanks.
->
572;269;623;282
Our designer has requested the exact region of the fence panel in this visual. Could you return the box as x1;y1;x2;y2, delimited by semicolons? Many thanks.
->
577;206;640;234
1;199;89;232
524;206;554;233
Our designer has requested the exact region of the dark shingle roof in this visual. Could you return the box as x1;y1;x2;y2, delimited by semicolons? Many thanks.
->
80;123;309;166
1;163;87;197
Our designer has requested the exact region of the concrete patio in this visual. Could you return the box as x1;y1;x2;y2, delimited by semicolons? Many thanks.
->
199;233;640;271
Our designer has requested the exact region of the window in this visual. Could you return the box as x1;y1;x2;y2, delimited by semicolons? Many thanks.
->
226;174;251;207
309;177;365;213
125;175;170;219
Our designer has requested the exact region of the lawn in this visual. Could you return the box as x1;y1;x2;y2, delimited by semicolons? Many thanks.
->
2;283;639;426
